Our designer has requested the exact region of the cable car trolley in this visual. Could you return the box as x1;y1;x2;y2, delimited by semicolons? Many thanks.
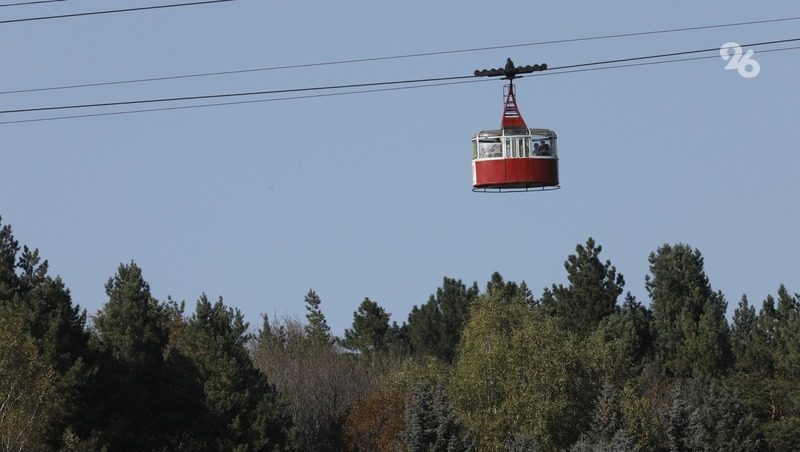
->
472;59;559;192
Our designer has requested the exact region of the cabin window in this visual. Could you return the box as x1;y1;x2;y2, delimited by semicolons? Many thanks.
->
478;140;502;158
532;138;553;156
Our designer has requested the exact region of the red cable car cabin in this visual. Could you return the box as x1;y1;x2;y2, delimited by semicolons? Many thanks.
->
472;82;559;192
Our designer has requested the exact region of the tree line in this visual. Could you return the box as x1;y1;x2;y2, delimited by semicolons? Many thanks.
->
1;216;799;451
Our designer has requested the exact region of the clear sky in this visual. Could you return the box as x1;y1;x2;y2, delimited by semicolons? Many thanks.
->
2;0;798;336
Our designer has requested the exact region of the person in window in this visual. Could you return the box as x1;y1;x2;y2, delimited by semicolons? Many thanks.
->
539;140;551;155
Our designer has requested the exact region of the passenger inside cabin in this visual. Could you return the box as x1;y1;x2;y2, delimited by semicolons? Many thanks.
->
538;140;551;155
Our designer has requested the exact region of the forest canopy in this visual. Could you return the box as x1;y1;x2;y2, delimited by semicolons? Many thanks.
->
1;216;798;451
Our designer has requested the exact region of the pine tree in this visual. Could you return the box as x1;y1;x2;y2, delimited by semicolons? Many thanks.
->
304;289;331;345
0;218;92;449
666;387;689;452
544;238;625;336
177;295;294;451
342;298;390;355
87;262;199;449
0;217;19;300
589;294;654;383
403;381;471;452
646;244;732;378
732;295;758;371
571;383;636;452
485;272;531;304
407;277;479;363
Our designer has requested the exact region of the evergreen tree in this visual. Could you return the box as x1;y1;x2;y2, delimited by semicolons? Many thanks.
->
384;320;411;356
304;289;331;345
403;381;471;452
485;272;531;304
588;294;654;384
666;387;689;452
0;218;18;300
507;434;545;452
0;218;92;449
681;380;768;452
177;295;294;451
342;298;390;355
764;286;800;450
646;244;732;378
407;277;479;363
731;295;759;372
571;383;636;452
542;238;625;336
87;262;200;450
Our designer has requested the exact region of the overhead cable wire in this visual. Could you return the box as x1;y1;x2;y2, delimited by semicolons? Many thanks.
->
0;0;68;7
0;74;478;114
2;46;799;126
0;79;495;125
2;37;797;116
536;45;800;77
0;0;234;24
547;37;800;71
2;14;799;95
1;43;799;126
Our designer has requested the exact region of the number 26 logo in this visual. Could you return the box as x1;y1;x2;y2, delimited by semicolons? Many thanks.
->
720;42;760;79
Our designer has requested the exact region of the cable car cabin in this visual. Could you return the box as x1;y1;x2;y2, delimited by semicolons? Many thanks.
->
472;128;558;191
470;63;559;192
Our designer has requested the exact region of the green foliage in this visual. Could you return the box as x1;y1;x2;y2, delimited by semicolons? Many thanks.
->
86;262;206;450
451;292;593;451
0;218;91;449
485;272;532;304
93;262;168;368
542;238;625;336
304;289;331;345
666;386;689;452
571;382;637;452
382;356;450;394
0;307;57;452
681;380;768;452
0;218;18;300
731;296;762;372
177;295;294;451
587;295;654;384
618;382;667;451
342;298;391;355
5;216;800;452
404;381;472;452
646;244;732;378
506;434;545;452
407;277;479;363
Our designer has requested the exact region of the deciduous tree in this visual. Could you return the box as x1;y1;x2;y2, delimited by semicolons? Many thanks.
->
451;292;593;451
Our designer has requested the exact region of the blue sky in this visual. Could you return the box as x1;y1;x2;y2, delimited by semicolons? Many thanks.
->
2;0;798;335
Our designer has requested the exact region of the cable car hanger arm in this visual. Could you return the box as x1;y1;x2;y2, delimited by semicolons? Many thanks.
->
474;58;548;79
